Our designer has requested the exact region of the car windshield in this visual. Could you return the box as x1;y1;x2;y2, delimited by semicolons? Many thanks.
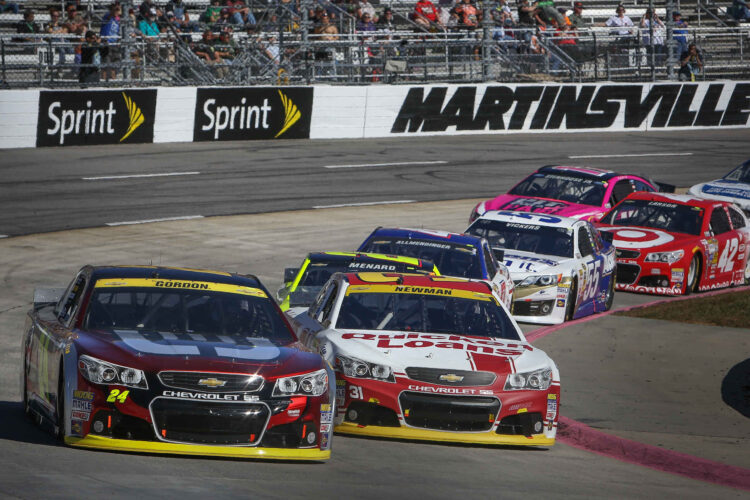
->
336;291;520;340
466;219;574;258
509;172;607;206
85;287;295;344
299;258;431;287
601;199;704;235
723;160;750;183
359;238;483;279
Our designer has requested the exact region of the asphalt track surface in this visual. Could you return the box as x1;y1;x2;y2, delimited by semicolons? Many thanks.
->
0;130;748;498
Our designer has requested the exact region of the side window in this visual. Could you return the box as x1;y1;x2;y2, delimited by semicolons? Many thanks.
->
632;179;655;193
308;282;329;317
316;282;339;324
710;207;732;235
56;274;87;326
728;206;747;229
577;226;594;257
482;242;498;276
610;180;634;205
587;223;603;252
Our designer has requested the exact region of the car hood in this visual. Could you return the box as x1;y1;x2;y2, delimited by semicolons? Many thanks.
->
689;179;750;207
322;330;551;375
500;250;571;276
76;329;321;376
597;225;696;252
481;195;602;219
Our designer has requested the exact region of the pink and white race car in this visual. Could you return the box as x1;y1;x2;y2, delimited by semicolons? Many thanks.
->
470;166;672;223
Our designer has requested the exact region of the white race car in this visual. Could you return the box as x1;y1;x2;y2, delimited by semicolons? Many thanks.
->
465;211;616;324
688;159;750;216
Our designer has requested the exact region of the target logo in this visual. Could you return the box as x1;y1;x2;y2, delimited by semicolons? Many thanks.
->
605;227;675;249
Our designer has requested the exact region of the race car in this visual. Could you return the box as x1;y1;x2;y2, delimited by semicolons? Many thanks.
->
22;266;334;460
465;211;616;324
357;227;514;308
597;193;750;295
470;165;671;223
286;272;560;446
277;252;438;311
688;159;750;216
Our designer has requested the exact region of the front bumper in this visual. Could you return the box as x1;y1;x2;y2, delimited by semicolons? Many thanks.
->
66;435;330;460
615;259;686;295
511;283;568;325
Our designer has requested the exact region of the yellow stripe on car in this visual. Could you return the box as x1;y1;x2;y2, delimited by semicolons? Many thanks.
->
345;284;493;301
94;278;267;298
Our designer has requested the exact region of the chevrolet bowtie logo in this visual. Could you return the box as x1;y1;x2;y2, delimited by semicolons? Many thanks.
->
439;373;464;383
198;378;227;388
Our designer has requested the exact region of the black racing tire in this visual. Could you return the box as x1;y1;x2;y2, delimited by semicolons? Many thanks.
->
22;352;32;421
684;254;700;295
55;364;65;442
604;274;616;311
564;278;577;322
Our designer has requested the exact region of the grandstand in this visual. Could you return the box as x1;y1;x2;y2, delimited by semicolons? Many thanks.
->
0;0;748;87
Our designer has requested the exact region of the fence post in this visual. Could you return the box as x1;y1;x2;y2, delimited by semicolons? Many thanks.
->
665;0;675;80
1;39;5;85
481;0;491;82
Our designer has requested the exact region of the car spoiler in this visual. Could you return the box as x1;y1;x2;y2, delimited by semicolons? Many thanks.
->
33;287;66;309
654;181;676;193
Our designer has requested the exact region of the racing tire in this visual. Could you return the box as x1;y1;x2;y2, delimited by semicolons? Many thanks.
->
564;279;577;321
55;364;65;442
684;254;700;296
603;275;616;311
22;352;32;421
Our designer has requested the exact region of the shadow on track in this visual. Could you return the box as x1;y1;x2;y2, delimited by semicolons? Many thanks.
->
0;401;57;446
721;358;750;419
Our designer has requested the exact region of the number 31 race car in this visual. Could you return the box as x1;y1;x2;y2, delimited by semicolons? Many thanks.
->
287;272;560;446
22;266;334;460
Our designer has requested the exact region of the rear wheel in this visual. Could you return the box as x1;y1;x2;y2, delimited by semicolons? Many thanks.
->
603;275;616;311
684;254;700;295
564;279;577;321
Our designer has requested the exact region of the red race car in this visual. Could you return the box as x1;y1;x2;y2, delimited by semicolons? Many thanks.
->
596;192;750;295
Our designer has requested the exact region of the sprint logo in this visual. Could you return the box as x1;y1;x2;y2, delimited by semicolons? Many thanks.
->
120;92;144;142
197;88;311;141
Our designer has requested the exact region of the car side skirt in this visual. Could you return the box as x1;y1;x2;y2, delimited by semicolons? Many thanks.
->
334;422;555;447
65;435;330;461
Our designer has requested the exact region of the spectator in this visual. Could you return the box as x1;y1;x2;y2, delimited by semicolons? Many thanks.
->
356;12;376;31
605;5;634;42
79;30;108;83
215;7;234;27
678;42;702;81
138;8;160;36
0;0;19;14
201;0;223;24
139;0;162;21
414;0;440;29
310;6;327;23
309;2;337;21
193;29;218;62
165;0;200;32
377;7;395;30
357;0;377;21
16;9;41;41
46;8;67;35
535;0;564;27
313;12;339;40
640;8;665;63
569;1;587;28
213;28;236;77
226;0;256;26
64;5;88;36
454;0;480;29
554;22;578;61
729;0;750;21
517;0;537;42
100;3;122;80
672;11;688;59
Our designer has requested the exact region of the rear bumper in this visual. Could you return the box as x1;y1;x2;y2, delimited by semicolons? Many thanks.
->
335;421;555;447
65;435;330;461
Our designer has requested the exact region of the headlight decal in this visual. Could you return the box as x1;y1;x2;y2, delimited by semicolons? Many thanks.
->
644;249;684;264
272;369;328;397
504;368;552;391
78;355;148;389
336;355;395;383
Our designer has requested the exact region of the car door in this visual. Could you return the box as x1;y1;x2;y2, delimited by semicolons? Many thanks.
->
709;205;740;285
575;224;602;317
727;205;750;283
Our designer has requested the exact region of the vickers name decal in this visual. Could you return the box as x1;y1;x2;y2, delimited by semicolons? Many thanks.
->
37;89;156;147
391;83;750;133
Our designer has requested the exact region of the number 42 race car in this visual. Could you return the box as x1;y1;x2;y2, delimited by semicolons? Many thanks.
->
22;266;335;460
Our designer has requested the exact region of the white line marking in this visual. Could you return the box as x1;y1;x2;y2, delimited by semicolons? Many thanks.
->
313;200;416;209
83;172;200;181
106;215;204;227
568;153;693;159
323;161;447;169
0;235;7;239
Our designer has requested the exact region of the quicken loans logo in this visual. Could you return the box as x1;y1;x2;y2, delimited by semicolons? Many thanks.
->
201;90;301;140
46;92;145;145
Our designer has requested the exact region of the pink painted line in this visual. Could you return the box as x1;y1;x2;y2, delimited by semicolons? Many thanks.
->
525;285;750;490
557;417;750;491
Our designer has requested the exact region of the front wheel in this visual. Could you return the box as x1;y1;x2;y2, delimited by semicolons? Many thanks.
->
603;275;616;311
564;279;578;321
684;254;700;295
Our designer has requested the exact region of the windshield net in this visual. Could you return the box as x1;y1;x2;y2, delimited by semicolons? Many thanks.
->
336;292;519;340
467;219;574;257
85;288;295;343
509;173;606;206
601;199;704;235
359;238;483;279
723;161;750;183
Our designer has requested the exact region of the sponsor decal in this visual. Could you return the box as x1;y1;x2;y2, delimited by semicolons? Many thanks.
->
162;390;259;401
320;404;332;411
106;389;129;403
408;384;494;395
698;280;732;291
194;87;313;141
198;378;227;388
71;421;84;436
342;332;532;357
556;299;565;307
37;89;156;146
321;432;329;449
287;409;301;418
72;399;93;411
671;268;684;281
607;227;675;249
347;262;398;271
320;423;331;433
321;411;333;424
702;184;750;200
557;291;568;299
391;83;750;133
616;283;684;295
71;410;90;421
73;390;94;400
501;198;568;214
438;373;465;383
335;385;346;406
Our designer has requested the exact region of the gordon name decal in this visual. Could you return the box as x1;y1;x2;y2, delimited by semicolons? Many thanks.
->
391;83;750;133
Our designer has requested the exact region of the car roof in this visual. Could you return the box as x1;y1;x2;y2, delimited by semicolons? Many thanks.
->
623;191;722;209
306;251;431;268
343;272;493;294
538;165;623;181
89;266;263;288
476;210;580;229
366;227;484;247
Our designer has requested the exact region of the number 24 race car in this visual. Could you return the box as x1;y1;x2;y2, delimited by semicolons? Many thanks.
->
22;266;334;460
